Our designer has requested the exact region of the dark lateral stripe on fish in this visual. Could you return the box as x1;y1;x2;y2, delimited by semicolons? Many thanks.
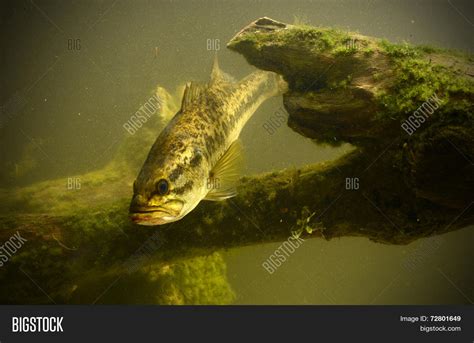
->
168;165;185;182
190;152;203;167
174;180;194;195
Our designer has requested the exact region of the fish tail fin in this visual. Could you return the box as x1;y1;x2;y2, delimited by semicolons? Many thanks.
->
259;71;288;97
273;73;288;95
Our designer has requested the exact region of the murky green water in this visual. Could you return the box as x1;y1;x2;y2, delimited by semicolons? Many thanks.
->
1;0;473;304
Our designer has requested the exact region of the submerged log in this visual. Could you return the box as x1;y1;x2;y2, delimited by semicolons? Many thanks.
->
227;17;473;209
0;18;472;304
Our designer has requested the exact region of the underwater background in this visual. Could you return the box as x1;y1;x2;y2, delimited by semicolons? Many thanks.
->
0;0;473;304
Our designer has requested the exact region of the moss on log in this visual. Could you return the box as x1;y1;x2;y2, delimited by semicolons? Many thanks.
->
227;17;473;209
228;17;473;144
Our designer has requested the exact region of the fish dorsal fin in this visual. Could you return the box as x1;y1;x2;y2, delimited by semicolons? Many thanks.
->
181;82;207;111
211;54;221;82
210;54;236;85
204;139;244;201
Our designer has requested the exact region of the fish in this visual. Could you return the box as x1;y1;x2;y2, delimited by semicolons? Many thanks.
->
129;57;287;225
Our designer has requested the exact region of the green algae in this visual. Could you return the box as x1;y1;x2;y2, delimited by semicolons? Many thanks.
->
67;252;235;305
0;195;237;304
229;21;472;125
230;24;353;55
376;39;473;123
148;253;235;305
0;85;238;305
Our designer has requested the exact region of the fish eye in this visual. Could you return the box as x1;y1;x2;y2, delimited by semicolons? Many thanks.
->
156;179;169;195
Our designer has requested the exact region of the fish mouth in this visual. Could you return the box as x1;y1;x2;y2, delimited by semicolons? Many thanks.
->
129;202;184;226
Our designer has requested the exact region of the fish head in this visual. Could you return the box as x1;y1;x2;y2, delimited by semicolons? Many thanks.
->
129;143;208;226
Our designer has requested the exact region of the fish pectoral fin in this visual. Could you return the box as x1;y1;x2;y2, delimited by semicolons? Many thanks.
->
204;139;244;202
204;190;237;201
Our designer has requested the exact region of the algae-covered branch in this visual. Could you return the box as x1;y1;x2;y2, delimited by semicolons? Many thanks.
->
228;17;473;210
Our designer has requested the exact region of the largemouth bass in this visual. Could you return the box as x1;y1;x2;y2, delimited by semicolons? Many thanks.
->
129;58;286;225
